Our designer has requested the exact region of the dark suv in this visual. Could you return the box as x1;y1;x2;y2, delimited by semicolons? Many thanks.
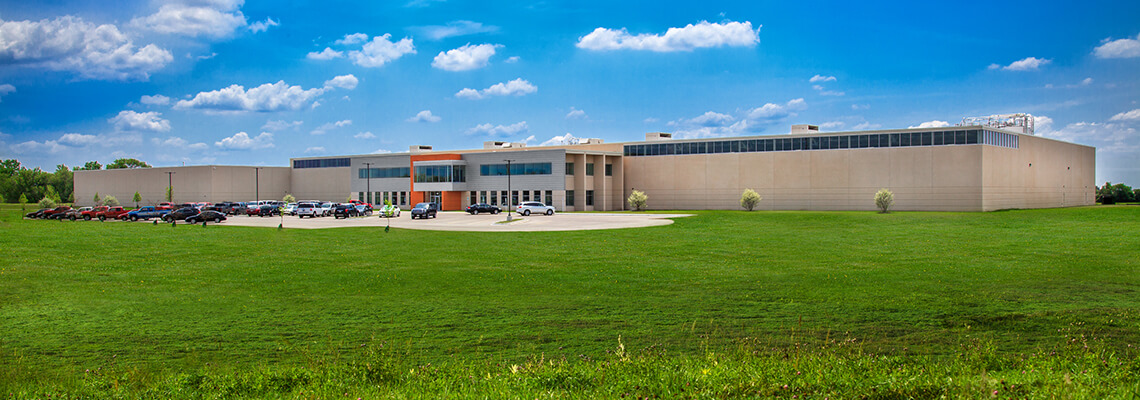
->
333;204;360;219
411;202;439;219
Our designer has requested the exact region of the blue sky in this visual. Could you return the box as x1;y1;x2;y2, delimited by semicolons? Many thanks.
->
1;0;1138;184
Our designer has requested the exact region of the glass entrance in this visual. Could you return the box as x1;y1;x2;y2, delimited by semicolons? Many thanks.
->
428;191;442;204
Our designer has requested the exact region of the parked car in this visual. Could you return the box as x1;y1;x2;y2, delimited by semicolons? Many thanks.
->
228;202;249;215
253;204;280;217
379;204;401;217
163;207;201;222
410;202;438;219
516;201;556;216
296;202;322;218
186;210;227;223
64;207;92;220
96;206;130;221
126;206;169;221
333;204;360;219
43;206;73;219
319;202;334;217
355;204;373;216
25;208;50;219
466;203;500;215
79;206;109;220
284;202;297;215
157;202;174;210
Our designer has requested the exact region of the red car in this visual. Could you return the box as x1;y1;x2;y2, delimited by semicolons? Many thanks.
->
157;202;174;210
96;206;130;221
79;206;109;221
41;206;72;219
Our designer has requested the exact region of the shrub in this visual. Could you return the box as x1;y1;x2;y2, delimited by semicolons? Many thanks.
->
740;189;761;211
627;190;647;211
103;195;120;207
38;197;56;209
133;191;142;207
875;188;893;213
283;194;296;204
93;192;102;206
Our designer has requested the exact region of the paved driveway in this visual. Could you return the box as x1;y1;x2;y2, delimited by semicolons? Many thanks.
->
214;211;691;231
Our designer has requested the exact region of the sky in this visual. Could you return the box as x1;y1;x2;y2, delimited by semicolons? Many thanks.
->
1;0;1138;184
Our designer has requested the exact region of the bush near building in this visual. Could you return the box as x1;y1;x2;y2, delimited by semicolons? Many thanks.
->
627;190;647;211
740;189;761;211
875;188;893;213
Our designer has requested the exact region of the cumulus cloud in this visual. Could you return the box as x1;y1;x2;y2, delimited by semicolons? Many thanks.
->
335;33;369;45
455;78;537;99
432;43;501;71
1093;33;1140;59
565;107;587;120
174;80;336;112
809;75;836;83
665;99;807;139
349;34;415;67
323;74;358;89
576;20;759;52
215;131;274;149
988;57;1051;71
130;0;247;38
1038;121;1137;154
0;15;173;80
746;98;807;120
261;119;302;131
407;110;441;123
304;146;325;154
505;56;520;63
307;48;344;60
465;121;528;136
310;119;352;135
354;131;376;139
1109;109;1140;122
537;133;580;146
908;120;951;129
413;20;498;41
0;84;14;102
10;132;140;154
248;17;278;34
108;110;171;132
152;136;208;150
140;94;170;106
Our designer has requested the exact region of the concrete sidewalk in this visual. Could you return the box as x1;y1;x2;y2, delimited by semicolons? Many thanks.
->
204;211;692;231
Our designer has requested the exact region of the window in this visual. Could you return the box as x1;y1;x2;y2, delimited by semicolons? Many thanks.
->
586;163;595;175
470;191;476;205
523;191;530;201
479;162;552;176
294;158;350;169
359;167;410;179
545;190;553;205
358;192;364;202
566;190;574;206
414;165;466;183
605;164;613;176
586;190;594;206
566;162;574;175
400;192;406;206
511;191;519;206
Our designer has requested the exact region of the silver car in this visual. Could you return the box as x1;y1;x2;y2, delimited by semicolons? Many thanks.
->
296;202;321;218
515;201;555;216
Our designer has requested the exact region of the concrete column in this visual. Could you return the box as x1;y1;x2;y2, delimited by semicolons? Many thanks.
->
574;154;587;210
596;155;607;211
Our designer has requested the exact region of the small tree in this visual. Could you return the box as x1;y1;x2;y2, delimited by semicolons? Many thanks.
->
19;193;28;205
740;188;761;211
627;190;648;211
133;191;142;207
44;185;61;203
103;195;120;207
38;197;56;209
875;188;894;213
283;193;296;204
165;186;173;202
93;192;102;206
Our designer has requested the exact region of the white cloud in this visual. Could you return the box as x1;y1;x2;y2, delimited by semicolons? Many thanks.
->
576;20;759;52
307;48;344;60
852;122;882;130
819;121;845;129
1109;109;1140;122
455;78;537;99
57;133;100;146
908;120;951;129
465;121;528;136
1034;115;1054;133
666;99;807;139
405;0;445;8
538;133;580;146
323;74;358;90
304;146;325;154
505;56;520;63
687;111;735;127
0;15;172;80
261;119;302;131
413;20;498;41
152;136;208;150
407;110;441;123
432;43;501;71
1038;121;1137;153
643;117;659;123
988;57;1051;71
0;84;13;102
746;98;807;120
372;148;392;154
348;34;415;67
565;107;587;120
215;131;274;150
108;110;171;132
130;1;247;38
10;132;140;154
1080;77;1094;86
310;119;352;135
809;75;836;83
1093;33;1140;59
195;52;218;60
174;80;329;112
140;94;170;106
335;33;369;45
248;17;278;34
354;131;376;139
851;104;870;110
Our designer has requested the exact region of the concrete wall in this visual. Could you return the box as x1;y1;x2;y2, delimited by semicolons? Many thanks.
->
981;134;1096;210
74;166;291;207
291;167;350;202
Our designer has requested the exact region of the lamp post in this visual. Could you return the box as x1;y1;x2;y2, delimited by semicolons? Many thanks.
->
363;162;373;204
504;159;514;220
254;167;263;203
165;171;175;203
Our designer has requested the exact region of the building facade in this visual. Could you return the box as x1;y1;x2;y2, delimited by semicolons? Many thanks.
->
73;125;1096;212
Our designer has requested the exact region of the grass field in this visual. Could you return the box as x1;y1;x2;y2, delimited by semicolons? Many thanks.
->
1;205;1138;398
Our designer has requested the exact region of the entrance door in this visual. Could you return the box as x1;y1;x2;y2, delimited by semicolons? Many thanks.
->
428;191;442;204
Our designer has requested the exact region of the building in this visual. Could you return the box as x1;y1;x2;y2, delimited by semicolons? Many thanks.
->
74;123;1096;212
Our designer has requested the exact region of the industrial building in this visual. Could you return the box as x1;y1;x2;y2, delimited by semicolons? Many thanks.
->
74;117;1096;212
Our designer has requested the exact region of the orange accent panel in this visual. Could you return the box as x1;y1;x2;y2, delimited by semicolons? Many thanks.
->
441;191;463;211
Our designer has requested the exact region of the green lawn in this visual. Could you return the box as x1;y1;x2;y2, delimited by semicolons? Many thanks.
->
1;205;1138;398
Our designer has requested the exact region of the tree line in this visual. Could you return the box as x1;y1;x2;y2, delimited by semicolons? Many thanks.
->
0;158;151;204
1096;182;1140;204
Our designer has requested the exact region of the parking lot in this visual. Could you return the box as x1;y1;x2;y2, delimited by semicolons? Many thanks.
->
216;211;692;231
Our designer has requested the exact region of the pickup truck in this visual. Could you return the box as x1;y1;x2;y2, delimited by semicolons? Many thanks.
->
126;206;170;221
78;206;108;220
96;206;130;221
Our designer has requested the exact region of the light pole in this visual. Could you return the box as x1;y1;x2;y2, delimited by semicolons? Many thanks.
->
504;159;514;220
165;171;175;203
254;167;263;203
363;162;373;204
